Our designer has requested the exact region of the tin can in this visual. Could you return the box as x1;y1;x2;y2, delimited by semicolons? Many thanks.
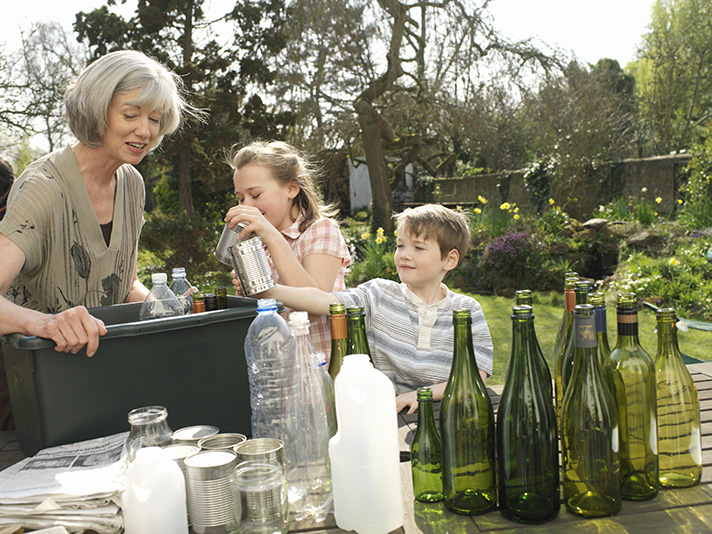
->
215;222;251;266
228;237;275;296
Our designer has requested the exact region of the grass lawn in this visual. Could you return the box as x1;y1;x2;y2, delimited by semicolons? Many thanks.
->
467;292;711;386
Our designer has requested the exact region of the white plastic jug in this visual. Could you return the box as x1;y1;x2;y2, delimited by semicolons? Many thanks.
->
328;354;404;534
123;446;189;534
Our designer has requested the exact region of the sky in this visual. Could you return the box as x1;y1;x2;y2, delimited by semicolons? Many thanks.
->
2;0;655;68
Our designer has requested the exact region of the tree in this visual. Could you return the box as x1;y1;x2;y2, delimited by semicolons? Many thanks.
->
74;0;293;216
274;0;558;232
632;0;712;154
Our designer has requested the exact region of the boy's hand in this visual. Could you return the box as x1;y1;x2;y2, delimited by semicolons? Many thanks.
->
396;390;419;415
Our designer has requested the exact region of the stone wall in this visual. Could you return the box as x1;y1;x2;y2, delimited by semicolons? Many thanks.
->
435;154;691;218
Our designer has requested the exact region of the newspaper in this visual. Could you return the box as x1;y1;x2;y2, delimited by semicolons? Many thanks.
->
0;433;128;533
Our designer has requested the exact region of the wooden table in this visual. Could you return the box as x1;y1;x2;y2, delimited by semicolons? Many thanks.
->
1;362;711;533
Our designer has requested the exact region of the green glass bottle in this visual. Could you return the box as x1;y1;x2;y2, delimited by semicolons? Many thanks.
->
589;292;611;369
513;290;552;394
328;303;348;380
441;309;496;515
411;387;444;502
553;272;578;355
605;293;659;500
556;280;590;419
497;306;559;523
562;304;621;518
346;307;373;363
655;308;702;488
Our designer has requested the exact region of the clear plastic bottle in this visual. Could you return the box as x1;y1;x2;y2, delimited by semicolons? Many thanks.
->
283;311;333;523
169;267;193;314
244;299;293;440
139;273;185;321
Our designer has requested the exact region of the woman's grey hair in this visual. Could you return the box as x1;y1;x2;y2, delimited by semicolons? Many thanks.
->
64;50;194;149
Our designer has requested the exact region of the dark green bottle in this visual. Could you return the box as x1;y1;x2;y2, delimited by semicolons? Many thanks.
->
556;280;590;418
605;293;658;501
411;387;444;502
562;304;621;518
328;303;348;380
497;305;559;523
346;306;373;363
589;292;611;369
655;308;702;488
441;309;496;515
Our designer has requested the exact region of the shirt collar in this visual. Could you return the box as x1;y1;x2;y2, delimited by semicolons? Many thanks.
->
400;282;450;310
281;215;304;240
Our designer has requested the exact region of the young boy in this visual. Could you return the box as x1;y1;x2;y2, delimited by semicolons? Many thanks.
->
256;203;493;414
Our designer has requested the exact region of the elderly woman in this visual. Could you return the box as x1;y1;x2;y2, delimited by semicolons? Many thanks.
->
0;50;192;357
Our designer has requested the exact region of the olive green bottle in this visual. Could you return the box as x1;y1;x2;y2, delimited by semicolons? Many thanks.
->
562;304;621;518
513;290;552;395
589;292;611;369
497;306;559;523
346;307;373;363
605;293;659;500
655;308;702;488
411;387;444;502
556;280;590;418
328;303;348;380
440;309;496;515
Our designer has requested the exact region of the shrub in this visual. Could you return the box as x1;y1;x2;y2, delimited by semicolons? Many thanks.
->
679;128;712;230
345;227;398;286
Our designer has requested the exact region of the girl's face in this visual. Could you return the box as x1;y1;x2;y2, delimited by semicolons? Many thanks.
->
232;163;300;231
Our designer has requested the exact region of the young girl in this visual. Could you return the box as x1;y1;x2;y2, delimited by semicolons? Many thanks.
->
225;141;350;357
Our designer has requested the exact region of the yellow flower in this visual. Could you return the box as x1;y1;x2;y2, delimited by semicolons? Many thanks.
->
514;214;520;220
456;205;463;211
393;230;398;237
500;202;511;210
548;198;555;205
376;227;385;238
641;187;648;193
654;212;659;216
514;207;519;213
375;235;387;245
478;195;487;204
474;208;482;214
669;258;679;266
677;199;683;205
360;232;370;240
655;197;662;204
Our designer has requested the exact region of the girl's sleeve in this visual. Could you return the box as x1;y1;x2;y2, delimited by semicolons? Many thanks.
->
301;218;351;267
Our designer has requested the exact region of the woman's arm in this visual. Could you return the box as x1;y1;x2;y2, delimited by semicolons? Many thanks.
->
126;246;149;303
0;234;106;356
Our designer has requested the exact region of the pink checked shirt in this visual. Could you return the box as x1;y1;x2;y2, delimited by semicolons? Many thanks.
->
266;216;351;357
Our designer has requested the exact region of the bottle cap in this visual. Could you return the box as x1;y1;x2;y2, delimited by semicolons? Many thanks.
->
257;299;278;312
151;273;168;284
172;267;186;277
288;311;309;326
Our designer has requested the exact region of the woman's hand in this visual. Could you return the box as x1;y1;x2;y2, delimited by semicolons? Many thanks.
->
33;306;107;357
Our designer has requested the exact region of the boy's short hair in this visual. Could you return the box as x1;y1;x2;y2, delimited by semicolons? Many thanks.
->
395;204;471;263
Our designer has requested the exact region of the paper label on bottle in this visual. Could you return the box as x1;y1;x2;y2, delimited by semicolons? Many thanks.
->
575;315;597;348
565;290;575;311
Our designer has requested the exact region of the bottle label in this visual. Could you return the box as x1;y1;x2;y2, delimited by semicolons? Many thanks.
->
565;290;575;311
617;309;638;336
575;315;597;348
330;316;347;339
594;306;607;333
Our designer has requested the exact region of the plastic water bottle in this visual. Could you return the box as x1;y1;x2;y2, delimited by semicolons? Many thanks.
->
328;354;403;533
283;311;333;522
123;446;189;534
243;299;293;439
169;267;193;314
139;273;185;321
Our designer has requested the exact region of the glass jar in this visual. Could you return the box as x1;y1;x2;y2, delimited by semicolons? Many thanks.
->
126;406;173;463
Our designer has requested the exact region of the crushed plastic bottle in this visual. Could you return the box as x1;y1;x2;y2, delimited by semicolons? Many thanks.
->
139;273;185;321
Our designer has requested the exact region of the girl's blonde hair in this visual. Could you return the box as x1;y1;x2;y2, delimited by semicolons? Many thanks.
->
228;141;337;232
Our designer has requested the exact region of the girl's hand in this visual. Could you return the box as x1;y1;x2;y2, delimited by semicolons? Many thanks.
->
224;205;280;244
230;270;244;296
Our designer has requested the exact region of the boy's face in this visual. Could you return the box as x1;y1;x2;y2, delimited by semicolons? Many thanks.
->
394;224;458;289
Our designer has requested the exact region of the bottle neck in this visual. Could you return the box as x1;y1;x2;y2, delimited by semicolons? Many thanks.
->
656;319;680;359
452;317;479;381
330;314;347;340
510;318;535;377
615;308;640;346
417;396;436;428
565;289;575;312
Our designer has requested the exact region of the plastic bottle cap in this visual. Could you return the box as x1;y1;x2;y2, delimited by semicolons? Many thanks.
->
257;298;278;312
172;267;186;276
289;311;309;325
151;273;168;284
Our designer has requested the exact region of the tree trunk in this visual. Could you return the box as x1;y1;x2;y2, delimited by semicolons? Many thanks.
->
178;0;195;216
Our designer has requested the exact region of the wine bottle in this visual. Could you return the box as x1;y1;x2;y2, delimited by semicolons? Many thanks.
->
514;290;552;394
328;303;348;380
588;292;611;369
440;309;496;515
655;308;702;488
346;307;373;363
411;387;444;502
605;293;659;500
553;272;578;355
497;305;559;523
562;304;621;518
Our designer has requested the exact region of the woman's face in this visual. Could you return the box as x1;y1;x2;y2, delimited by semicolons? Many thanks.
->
100;89;162;166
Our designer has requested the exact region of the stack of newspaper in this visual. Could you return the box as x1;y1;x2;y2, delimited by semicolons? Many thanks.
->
0;433;128;533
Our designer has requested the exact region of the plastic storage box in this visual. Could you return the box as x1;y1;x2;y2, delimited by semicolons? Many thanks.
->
1;295;267;456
